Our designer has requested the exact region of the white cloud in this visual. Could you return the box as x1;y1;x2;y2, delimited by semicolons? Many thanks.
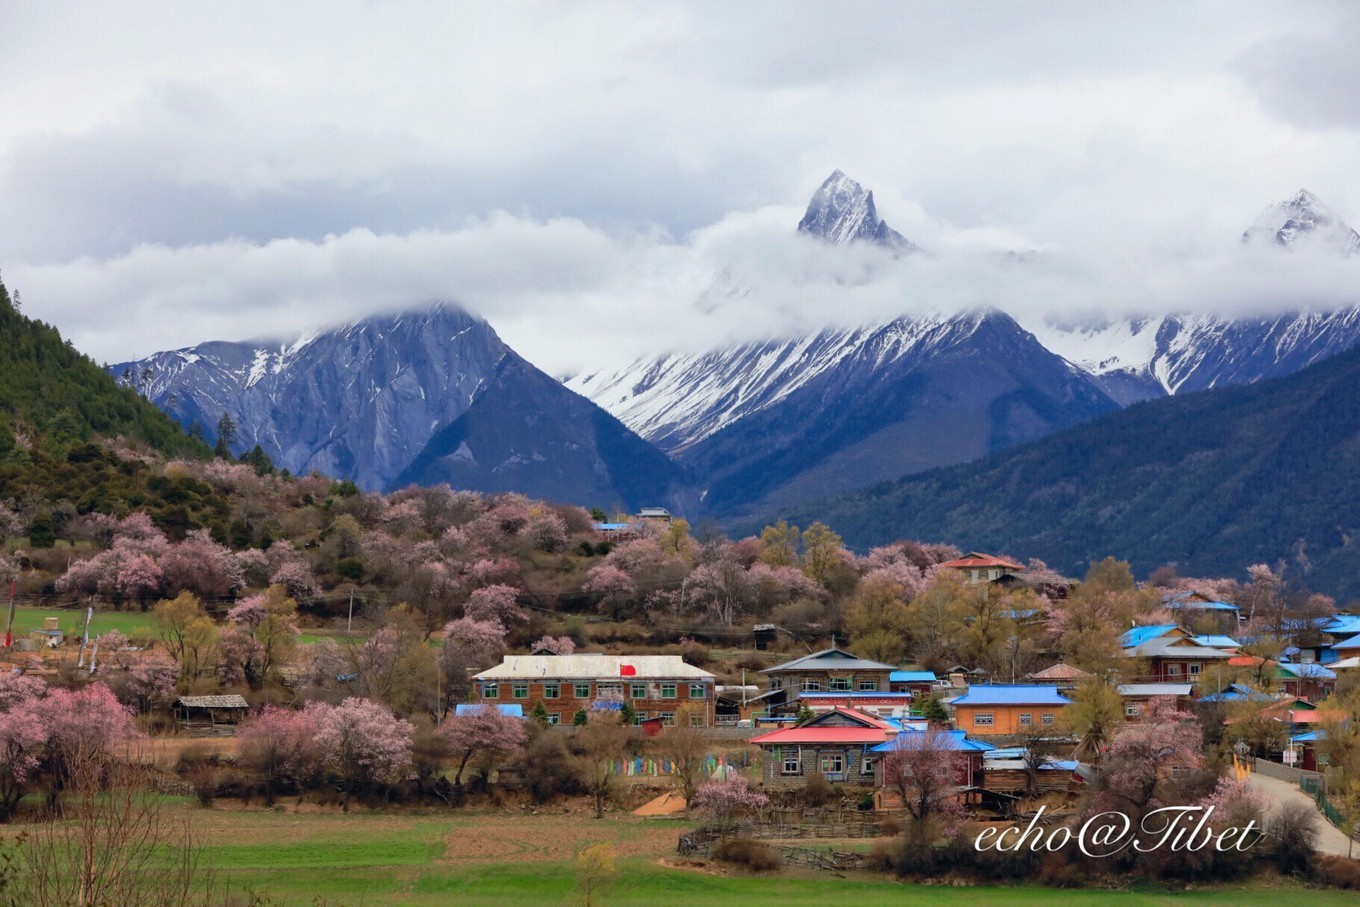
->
2;2;1360;374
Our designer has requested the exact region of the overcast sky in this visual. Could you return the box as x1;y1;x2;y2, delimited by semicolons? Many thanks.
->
3;1;1360;374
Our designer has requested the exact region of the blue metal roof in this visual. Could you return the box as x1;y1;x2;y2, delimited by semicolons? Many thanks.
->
1335;634;1360;650
1118;625;1178;648
1000;609;1040;620
799;692;912;699
1292;730;1326;743
950;684;1071;706
1193;635;1240;649
592;522;631;531
1165;592;1239;611
1198;683;1271;703
454;704;524;718
1325;615;1360;636
870;729;997;754
889;671;938;683
1278;662;1336;680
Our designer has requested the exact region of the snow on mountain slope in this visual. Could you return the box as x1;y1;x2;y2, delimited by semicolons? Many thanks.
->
797;169;920;252
1243;189;1360;256
565;313;958;453
111;305;513;490
1023;189;1360;403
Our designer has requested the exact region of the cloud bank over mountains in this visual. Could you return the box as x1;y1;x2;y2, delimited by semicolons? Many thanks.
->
3;2;1360;371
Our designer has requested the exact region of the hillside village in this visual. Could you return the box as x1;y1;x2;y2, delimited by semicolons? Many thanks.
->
5;450;1360;886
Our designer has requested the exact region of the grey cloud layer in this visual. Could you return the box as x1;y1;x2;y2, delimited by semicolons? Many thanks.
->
1;1;1358;371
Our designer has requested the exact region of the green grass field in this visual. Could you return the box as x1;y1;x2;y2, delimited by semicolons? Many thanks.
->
147;804;1354;907
4;605;156;641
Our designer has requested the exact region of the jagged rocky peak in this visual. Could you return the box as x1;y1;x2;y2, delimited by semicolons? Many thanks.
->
1242;188;1360;256
797;170;920;253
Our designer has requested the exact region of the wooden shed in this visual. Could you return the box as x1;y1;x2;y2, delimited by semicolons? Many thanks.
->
174;695;250;736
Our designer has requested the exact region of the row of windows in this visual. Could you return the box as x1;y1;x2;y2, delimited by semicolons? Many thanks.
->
531;711;707;727
972;712;1056;727
1164;664;1202;676
770;676;886;692
481;682;709;700
777;750;869;776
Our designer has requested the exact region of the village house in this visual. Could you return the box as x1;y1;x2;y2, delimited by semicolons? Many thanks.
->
871;728;996;794
762;648;897;707
750;706;900;786
472;654;716;726
888;669;938;698
1026;661;1091;692
1116;683;1194;721
939;552;1025;585
947;684;1071;737
1119;624;1233;684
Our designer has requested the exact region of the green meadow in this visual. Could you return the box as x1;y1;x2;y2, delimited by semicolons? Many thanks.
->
5;604;156;641
154;804;1354;907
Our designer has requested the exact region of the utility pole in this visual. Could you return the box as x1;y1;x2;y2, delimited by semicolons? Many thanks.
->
347;587;355;635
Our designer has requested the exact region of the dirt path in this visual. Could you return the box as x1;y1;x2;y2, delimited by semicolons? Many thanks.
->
1247;771;1357;859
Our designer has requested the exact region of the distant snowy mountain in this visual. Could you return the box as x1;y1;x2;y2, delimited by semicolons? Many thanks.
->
572;307;1119;518
679;308;1119;519
1025;189;1360;404
111;306;692;510
566;318;955;455
1029;308;1360;404
1242;189;1360;256
112;306;508;490
797;170;920;252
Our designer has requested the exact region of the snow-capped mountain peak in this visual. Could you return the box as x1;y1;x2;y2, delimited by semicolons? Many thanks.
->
1242;188;1360;256
797;170;920;253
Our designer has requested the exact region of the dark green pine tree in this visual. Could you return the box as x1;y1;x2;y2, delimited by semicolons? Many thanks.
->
214;411;237;459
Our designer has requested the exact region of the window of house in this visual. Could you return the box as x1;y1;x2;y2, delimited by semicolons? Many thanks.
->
1041;713;1055;725
830;677;852;692
481;683;498;698
630;683;648;699
974;712;995;727
1167;664;1182;676
544;683;559;699
689;712;705;727
660;711;676;726
820;754;845;775
660;683;677;699
858;680;878;692
802;679;822;692
574;683;591;698
781;747;802;775
1125;704;1142;718
1019;713;1033;726
689;684;707;699
512;683;528;699
546;713;560;725
1189;663;1201;676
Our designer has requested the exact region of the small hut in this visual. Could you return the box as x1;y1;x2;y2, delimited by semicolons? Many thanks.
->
174;695;250;736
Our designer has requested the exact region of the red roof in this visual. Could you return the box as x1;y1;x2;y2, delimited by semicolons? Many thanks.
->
750;727;890;746
940;552;1025;571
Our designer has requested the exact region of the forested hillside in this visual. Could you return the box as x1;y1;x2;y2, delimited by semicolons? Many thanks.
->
0;278;207;463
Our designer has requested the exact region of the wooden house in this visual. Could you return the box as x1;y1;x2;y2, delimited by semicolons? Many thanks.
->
948;684;1071;737
763;648;896;703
